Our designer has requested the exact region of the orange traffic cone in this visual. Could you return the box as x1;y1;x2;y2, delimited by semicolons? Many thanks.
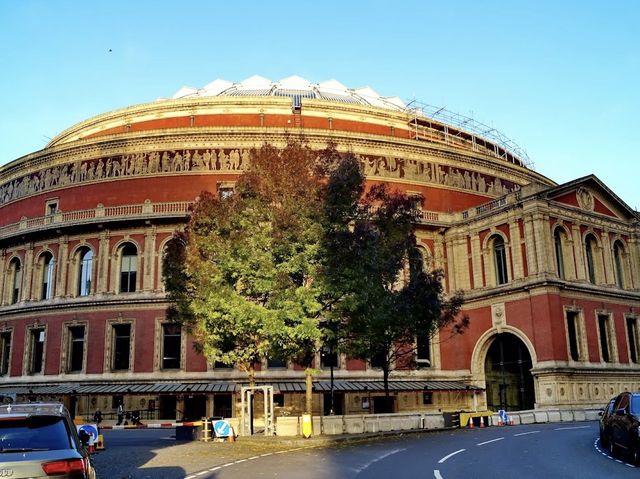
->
88;435;96;454
508;415;514;426
480;416;485;428
468;416;474;429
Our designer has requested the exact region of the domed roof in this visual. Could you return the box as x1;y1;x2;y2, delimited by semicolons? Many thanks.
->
170;75;407;111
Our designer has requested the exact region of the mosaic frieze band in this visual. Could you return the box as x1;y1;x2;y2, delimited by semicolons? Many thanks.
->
0;148;520;206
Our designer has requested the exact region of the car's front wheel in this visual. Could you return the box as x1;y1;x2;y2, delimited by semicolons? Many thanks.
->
609;434;617;457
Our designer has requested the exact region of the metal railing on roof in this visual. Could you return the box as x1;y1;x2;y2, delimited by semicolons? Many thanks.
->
406;100;533;170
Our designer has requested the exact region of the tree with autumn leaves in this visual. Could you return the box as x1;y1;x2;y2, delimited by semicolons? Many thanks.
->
163;141;468;414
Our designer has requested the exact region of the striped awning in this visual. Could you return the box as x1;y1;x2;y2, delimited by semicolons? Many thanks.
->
0;379;481;396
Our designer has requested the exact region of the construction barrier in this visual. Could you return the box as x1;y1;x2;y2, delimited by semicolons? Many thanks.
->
96;434;105;450
459;411;491;429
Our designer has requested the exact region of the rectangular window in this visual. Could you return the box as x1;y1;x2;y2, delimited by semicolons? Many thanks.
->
273;393;285;407
30;328;45;374
267;357;287;369
627;317;638;364
0;332;11;375
598;314;611;363
423;391;433;405
68;326;85;372
213;361;232;369
120;256;137;293
213;394;233;418
162;324;181;369
113;324;131;371
566;311;581;361
370;351;386;369
112;395;123;410
416;334;431;368
320;348;338;369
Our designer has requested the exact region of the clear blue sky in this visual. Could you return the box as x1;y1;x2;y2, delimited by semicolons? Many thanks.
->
1;1;638;208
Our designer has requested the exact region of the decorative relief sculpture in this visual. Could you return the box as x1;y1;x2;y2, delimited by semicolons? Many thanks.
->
576;187;595;211
0;148;519;206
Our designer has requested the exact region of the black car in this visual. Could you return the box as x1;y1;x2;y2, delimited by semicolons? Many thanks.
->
599;397;616;447
601;392;640;463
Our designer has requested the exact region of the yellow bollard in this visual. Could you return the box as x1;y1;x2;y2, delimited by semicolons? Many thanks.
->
201;417;211;442
96;434;105;450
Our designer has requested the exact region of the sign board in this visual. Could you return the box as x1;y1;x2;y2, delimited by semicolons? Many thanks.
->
212;419;231;438
77;423;99;442
498;409;508;424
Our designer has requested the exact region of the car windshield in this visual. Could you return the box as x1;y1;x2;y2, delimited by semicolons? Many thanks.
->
0;416;71;452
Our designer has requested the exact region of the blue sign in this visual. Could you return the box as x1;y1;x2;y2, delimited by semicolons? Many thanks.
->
212;419;231;438
498;410;508;424
77;424;99;441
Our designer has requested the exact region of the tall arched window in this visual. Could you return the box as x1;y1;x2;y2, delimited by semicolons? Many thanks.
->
9;258;22;304
554;228;566;280
77;248;93;296
119;243;138;293
585;234;597;284
40;252;55;300
613;240;625;289
493;236;508;285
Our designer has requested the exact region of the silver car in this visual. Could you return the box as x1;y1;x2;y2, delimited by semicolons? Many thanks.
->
0;402;96;478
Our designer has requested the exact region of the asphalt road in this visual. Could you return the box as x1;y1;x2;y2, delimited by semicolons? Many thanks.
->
93;422;636;479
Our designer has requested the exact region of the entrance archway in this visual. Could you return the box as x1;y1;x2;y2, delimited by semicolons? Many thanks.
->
484;333;535;411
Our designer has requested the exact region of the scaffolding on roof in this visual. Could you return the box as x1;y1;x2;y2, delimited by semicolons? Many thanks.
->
405;100;534;170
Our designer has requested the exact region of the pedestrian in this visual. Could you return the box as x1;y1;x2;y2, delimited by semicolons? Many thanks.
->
116;403;124;425
93;408;102;425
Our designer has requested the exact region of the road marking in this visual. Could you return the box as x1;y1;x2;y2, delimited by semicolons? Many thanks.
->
434;470;444;479
248;456;260;460
554;425;590;431
195;472;208;476
209;467;220;472
438;449;465;463
477;437;504;446
261;453;273;457
354;448;405;474
234;459;247;464
514;431;540;436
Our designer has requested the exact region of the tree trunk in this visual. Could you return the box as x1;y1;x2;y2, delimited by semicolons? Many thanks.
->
248;365;256;387
305;368;313;414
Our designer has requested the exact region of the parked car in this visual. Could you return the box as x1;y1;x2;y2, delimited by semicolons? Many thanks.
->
0;402;96;478
599;397;616;447
601;392;640;463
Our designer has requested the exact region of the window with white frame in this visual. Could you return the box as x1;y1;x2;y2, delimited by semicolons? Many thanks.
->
613;240;626;289
67;325;85;373
492;235;508;285
112;323;132;371
119;243;138;293
565;310;586;361
585;234;598;284
162;323;182;369
77;248;93;296
0;331;11;376
39;252;55;300
28;328;45;374
626;316;639;364
597;313;616;363
553;228;566;280
9;258;22;304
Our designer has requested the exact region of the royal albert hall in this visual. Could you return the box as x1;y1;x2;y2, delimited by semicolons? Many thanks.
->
0;75;638;422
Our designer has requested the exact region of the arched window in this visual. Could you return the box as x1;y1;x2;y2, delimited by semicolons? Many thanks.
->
613;240;625;289
40;252;55;300
493;236;508;285
554;228;566;280
585;234;597;284
77;248;93;296
9;258;22;304
119;243;138;293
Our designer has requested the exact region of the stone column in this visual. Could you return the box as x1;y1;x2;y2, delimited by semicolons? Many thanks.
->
450;233;469;291
444;235;457;292
601;230;614;285
434;230;447;292
97;232;110;294
522;214;539;276
143;226;157;291
571;224;586;281
532;213;550;274
56;236;69;297
509;218;524;280
470;231;483;288
629;235;640;290
24;243;34;301
0;252;6;305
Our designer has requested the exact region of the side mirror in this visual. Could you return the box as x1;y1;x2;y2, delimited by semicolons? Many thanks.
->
598;410;603;417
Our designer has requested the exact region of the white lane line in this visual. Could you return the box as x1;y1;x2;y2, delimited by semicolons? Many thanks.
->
195;472;208;477
209;467;221;472
248;456;260;460
477;437;504;446
261;453;273;457
234;459;247;464
554;425;591;431
434;470;444;479
354;448;405;474
438;449;466;463
514;431;540;436
185;476;196;479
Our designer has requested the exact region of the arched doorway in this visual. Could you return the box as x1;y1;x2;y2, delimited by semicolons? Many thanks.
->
484;333;535;411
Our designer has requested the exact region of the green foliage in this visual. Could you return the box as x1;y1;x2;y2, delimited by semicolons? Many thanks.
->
163;142;327;378
321;155;468;395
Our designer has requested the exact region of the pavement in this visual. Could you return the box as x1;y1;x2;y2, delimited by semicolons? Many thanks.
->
91;427;444;479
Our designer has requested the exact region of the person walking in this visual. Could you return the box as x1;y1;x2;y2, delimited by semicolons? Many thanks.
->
116;403;124;425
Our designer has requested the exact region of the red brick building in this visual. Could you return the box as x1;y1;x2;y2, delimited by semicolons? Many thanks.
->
0;76;638;420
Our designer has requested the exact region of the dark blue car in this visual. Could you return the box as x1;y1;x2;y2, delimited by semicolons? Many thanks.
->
602;392;640;463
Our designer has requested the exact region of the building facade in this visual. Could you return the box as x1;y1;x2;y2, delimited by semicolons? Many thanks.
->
0;76;638;421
